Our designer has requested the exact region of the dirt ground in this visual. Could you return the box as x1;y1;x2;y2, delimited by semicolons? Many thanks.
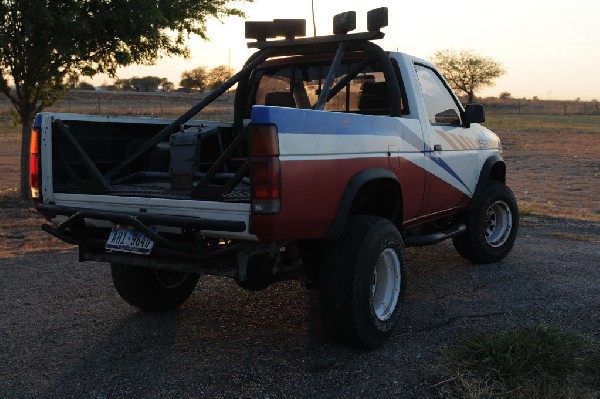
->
500;128;600;221
1;115;599;258
0;114;598;397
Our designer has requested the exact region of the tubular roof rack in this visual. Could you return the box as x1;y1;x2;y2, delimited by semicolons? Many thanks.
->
246;7;388;49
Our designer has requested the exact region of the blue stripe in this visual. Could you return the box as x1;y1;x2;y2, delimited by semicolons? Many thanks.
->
252;105;471;193
252;106;426;151
428;154;472;194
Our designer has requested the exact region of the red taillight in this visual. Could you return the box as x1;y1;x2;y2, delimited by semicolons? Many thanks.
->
251;157;280;199
29;128;41;199
251;124;280;214
251;124;279;156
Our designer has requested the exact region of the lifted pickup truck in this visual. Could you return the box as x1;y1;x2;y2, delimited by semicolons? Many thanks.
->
32;8;518;348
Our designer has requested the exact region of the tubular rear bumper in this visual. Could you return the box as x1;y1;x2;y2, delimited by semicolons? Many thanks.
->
37;203;247;252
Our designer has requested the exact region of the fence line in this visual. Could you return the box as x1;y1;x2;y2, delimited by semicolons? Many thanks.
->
481;99;600;116
0;93;599;117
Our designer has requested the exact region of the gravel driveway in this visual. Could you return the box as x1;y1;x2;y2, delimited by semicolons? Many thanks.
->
1;215;599;398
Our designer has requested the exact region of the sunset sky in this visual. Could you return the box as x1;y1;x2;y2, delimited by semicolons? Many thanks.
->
92;0;600;101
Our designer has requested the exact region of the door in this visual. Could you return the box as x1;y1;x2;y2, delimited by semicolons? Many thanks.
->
414;64;479;215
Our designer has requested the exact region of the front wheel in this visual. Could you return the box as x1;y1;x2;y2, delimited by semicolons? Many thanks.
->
453;181;519;263
319;216;406;348
111;264;199;311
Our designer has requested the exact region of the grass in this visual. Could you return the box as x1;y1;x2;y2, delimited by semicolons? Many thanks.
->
437;325;600;398
484;114;600;135
0;116;20;139
548;232;600;244
517;201;600;223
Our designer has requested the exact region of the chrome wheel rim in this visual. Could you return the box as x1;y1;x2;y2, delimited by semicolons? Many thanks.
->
371;248;401;321
484;200;512;247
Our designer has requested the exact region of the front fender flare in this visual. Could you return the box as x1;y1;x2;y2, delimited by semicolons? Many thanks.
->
469;155;506;210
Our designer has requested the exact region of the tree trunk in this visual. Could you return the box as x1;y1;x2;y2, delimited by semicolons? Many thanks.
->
19;119;33;199
467;91;475;104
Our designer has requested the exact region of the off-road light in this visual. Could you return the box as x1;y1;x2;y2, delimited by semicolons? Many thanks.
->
367;7;388;32
245;21;275;41
273;19;306;39
333;11;356;34
245;19;306;41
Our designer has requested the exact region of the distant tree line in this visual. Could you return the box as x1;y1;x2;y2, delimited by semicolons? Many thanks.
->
67;65;234;93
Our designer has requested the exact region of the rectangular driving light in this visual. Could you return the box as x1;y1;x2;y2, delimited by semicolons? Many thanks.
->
273;19;306;39
245;21;275;41
246;19;306;41
367;7;388;32
333;11;356;34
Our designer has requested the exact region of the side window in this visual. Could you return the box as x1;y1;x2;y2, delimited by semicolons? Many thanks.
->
415;64;462;125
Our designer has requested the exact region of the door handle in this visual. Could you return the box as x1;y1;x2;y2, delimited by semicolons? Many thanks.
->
433;144;443;152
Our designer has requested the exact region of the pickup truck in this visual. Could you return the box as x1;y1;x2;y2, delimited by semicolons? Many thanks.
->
32;8;519;348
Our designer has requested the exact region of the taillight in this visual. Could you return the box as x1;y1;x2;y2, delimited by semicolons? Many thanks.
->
250;124;280;214
29;128;41;199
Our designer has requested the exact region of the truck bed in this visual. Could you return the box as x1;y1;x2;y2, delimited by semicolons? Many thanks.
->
107;180;250;202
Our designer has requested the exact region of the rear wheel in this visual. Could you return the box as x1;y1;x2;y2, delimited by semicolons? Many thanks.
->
319;216;406;348
111;264;199;311
453;181;519;263
235;254;274;292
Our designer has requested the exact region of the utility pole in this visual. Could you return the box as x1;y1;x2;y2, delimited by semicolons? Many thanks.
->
312;0;317;36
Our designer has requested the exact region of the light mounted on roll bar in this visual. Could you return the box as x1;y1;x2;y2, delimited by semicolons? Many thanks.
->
333;11;356;35
245;19;306;41
274;19;306;39
367;7;388;32
245;8;388;49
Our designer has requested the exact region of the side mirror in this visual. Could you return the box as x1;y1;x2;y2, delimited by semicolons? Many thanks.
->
463;103;485;127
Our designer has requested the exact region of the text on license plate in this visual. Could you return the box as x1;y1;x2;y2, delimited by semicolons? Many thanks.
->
105;224;157;255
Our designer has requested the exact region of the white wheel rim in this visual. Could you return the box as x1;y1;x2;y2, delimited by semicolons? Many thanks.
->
484;200;512;247
371;248;401;321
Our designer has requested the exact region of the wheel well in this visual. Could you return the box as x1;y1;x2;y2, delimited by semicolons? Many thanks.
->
349;179;402;225
489;161;506;184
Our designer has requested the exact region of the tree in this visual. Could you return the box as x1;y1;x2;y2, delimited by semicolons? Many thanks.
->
206;65;234;90
180;67;209;91
160;78;175;92
114;78;136;92
77;82;95;91
431;50;505;103
115;77;162;92
0;0;250;198
499;92;511;99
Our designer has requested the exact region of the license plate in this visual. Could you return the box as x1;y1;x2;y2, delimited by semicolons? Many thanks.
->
105;224;157;255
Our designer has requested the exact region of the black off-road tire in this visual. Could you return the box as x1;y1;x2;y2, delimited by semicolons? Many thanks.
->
111;264;199;311
235;254;274;292
319;216;406;349
453;181;519;263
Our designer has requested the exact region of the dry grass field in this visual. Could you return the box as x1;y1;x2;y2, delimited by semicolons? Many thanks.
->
1;95;599;258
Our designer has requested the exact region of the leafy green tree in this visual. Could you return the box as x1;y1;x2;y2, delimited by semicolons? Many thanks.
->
180;67;209;91
0;0;250;197
431;50;505;103
206;65;234;90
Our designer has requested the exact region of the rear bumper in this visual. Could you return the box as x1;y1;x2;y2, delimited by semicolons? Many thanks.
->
37;203;247;252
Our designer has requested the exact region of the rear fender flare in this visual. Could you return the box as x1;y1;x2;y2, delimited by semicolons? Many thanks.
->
324;168;401;240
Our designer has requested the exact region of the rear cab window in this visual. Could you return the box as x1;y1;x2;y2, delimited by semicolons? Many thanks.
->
245;53;408;117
